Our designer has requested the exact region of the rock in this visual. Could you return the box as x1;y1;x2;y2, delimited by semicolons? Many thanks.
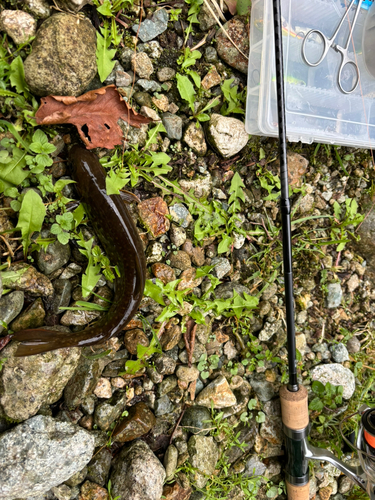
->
201;66;221;90
119;122;149;148
205;46;218;62
61;307;100;326
52;483;73;500
160;321;182;351
207;114;248;158
187;436;219;487
195;374;237;408
225;421;258;463
177;268;203;291
24;0;51;19
86;449;112;487
243;455;266;477
297;193;314;214
216;16;249;73
60;262;82;279
64;350;104;409
179;174;212;198
124;329;149;355
164;445;178;480
330;343;349;363
311;364;355;399
0;10;36;45
215;282;251;300
198;2;217;31
338;475;353;494
162;113;183;140
249;375;276;402
326;283;343;308
109;440;166;500
183;122;207;157
132;9;169;42
140;105;160;122
157;67;176;81
154;394;174;416
94;391;127;431
296;333;307;356
170;224;187;247
211;257;231;279
179;342;206;364
176;365;200;382
146;241;164;263
24;13;97;96
274;152;309;188
182;240;205;267
157;375;178;396
170;250;191;271
114;402;156;443
65;466;88;487
139;197;170;237
137;79;161;92
347;274;360;292
116;69;132;87
0;291;24;334
152;263;176;284
0;338;80;421
347;336;361;354
169;204;192;228
154;354;176;375
55;0;91;12
152;94;169;112
10;297;45;332
180;405;212;435
79;480;109;500
262;283;278;300
260;416;283;445
131;52;154;79
258;320;283;342
6;262;53;296
93;378;112;399
319;486;333;500
36;230;71;273
51;278;73;314
0;415;95;500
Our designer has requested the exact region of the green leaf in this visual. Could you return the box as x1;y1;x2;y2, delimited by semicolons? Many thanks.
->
57;231;70;245
186;69;201;88
176;74;196;113
73;204;85;228
17;190;46;255
248;398;257;410
144;279;166;305
312;380;325;395
82;260;101;297
217;233;232;254
97;0;113;16
84;348;112;359
309;397;324;412
96;23;117;82
9;56;28;95
228;172;245;213
255;411;266;423
266;486;279;498
144;152;171;169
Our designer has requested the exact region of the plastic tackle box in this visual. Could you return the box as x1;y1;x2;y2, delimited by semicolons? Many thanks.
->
245;0;375;148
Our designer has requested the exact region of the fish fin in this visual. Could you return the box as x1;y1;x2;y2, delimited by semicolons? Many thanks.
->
118;190;141;204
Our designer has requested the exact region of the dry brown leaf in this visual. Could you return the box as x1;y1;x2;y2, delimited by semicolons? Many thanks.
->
35;85;153;150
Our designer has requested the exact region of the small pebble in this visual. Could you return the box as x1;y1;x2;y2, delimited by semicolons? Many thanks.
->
93;378;112;399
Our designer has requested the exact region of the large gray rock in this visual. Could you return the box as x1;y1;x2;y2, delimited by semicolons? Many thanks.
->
0;415;95;500
0;338;81;421
187;435;219;488
216;16;249;73
24;13;97;96
36;230;71;274
110;440;166;500
207;114;249;158
0;291;24;334
311;363;355;400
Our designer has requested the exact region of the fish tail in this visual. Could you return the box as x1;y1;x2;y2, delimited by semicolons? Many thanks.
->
12;329;78;356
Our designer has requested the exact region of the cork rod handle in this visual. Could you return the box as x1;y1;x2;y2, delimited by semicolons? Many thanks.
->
279;384;309;430
286;481;310;500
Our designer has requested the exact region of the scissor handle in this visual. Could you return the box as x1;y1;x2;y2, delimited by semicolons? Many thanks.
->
301;29;332;67
336;47;360;94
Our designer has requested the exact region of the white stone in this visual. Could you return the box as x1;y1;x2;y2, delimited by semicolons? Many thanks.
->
207;114;249;158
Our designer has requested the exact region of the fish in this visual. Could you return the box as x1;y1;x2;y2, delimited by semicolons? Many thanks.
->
12;145;146;356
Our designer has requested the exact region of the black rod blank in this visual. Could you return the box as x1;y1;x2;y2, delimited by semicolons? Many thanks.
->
272;0;298;392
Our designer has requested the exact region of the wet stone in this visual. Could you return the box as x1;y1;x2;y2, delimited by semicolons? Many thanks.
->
181;405;212;435
154;394;174;416
114;402;156;442
249;375;276;402
182;240;205;267
176;365;200;382
24;0;51;19
86;448;112;487
183;121;207;157
61;306;100;326
94;391;127;431
179;342;206;364
0;291;24;334
162;112;183;140
152;263;176;284
154;354;177;375
187;435;219;488
134;91;153;108
170;224;187;247
152;94;169;111
157;375;178;396
211;257;231;279
177;268;203;291
164;444;178;480
6;262;53;296
201;66;221;90
139;197;170;237
93;378;112;399
179;174;212;199
124;328;149;355
10;297;45;332
160;321;182;351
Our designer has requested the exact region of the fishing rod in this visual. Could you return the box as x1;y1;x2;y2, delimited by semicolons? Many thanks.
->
272;0;375;497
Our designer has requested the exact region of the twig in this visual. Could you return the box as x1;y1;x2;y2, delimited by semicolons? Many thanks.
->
0;335;12;352
169;404;187;444
189;380;197;401
184;319;197;368
0;234;14;257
